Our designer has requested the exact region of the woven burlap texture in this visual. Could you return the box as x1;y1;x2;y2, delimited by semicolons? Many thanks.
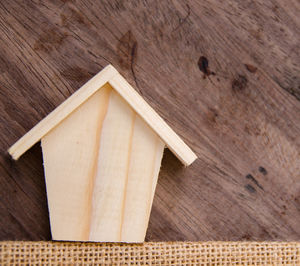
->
1;241;299;265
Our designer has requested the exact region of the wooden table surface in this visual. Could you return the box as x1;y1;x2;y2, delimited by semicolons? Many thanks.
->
0;0;299;241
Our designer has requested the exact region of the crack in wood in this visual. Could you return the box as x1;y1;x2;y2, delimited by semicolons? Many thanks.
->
172;4;191;32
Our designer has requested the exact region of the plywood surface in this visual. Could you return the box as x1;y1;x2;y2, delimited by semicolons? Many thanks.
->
0;0;299;241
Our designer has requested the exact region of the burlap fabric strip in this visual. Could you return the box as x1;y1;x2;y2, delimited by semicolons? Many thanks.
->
1;241;299;265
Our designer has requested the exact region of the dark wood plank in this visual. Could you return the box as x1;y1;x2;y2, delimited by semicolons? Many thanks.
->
0;0;299;241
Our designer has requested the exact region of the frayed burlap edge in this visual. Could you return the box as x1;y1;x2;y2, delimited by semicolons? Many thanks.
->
1;241;299;265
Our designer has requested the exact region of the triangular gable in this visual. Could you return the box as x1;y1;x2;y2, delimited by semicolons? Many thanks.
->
8;65;196;166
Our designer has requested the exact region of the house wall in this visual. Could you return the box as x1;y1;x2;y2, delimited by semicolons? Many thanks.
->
41;83;165;242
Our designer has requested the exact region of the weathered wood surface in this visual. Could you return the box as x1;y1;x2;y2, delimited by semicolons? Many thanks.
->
0;0;299;241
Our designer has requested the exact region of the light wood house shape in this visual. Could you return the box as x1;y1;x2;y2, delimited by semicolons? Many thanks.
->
8;65;197;243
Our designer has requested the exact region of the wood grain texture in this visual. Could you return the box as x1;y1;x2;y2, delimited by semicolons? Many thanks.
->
8;65;117;160
42;84;165;242
109;72;197;166
41;84;112;241
9;64;196;166
0;0;299;241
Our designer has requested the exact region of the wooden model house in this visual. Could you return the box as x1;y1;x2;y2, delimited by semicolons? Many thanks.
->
8;65;197;243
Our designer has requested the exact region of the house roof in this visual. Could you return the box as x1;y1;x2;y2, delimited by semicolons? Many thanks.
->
8;65;197;166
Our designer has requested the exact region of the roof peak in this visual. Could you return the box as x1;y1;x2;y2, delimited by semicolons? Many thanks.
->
8;64;196;166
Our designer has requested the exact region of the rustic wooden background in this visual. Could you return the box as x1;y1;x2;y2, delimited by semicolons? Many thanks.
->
0;0;299;241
